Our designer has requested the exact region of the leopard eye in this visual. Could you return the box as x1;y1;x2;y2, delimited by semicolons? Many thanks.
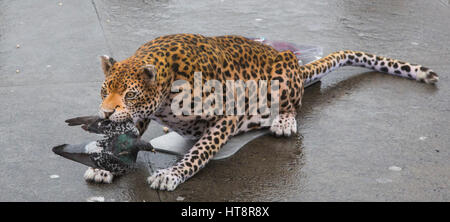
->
125;91;137;100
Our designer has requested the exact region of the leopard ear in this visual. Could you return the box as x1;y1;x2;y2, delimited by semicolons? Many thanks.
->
100;55;116;77
142;64;157;82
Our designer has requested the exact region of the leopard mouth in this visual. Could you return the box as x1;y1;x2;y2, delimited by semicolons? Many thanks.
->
107;114;131;122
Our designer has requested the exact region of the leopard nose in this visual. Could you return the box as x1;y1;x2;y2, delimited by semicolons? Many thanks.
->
103;110;115;119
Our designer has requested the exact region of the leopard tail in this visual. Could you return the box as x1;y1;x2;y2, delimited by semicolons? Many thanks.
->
300;50;438;87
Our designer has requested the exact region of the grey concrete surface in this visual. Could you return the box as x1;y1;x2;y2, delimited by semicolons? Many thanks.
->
0;0;449;201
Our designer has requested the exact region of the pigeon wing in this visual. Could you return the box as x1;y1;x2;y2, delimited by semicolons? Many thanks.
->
65;116;100;126
52;143;99;168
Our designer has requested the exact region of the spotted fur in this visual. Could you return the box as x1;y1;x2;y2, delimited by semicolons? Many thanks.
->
96;34;438;191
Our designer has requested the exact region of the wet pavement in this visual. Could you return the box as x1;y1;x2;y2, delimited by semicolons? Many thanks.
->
0;0;449;201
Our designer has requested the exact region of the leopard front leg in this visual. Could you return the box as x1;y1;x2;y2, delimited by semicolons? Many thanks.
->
147;117;236;191
84;167;114;183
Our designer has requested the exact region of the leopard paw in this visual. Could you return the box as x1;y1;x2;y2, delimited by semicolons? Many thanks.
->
84;167;113;184
270;113;297;137
147;167;183;191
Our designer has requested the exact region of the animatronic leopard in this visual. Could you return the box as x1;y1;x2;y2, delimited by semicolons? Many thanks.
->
84;34;438;191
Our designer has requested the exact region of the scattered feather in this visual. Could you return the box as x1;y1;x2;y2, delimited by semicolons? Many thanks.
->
49;174;60;179
388;166;402;171
87;196;105;202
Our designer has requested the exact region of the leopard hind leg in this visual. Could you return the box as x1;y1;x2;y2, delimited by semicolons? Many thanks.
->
270;112;297;137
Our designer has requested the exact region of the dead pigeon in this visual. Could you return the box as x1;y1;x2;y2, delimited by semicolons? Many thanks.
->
52;116;155;175
64;116;138;136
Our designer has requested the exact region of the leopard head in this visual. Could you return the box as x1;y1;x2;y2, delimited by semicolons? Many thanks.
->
98;55;163;134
